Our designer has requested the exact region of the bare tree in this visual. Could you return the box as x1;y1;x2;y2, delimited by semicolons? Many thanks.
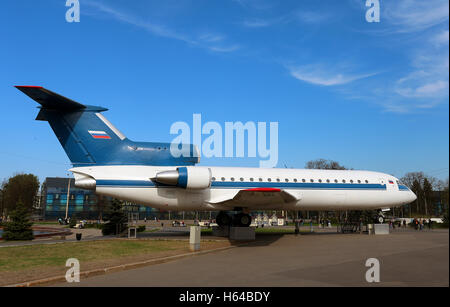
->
305;159;348;170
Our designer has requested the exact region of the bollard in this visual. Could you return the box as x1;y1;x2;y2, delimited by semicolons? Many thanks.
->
189;226;201;251
368;224;373;235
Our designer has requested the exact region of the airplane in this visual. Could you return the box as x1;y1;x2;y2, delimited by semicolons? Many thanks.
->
16;85;417;227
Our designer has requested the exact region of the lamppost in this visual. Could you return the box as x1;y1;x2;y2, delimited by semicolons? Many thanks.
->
65;174;72;222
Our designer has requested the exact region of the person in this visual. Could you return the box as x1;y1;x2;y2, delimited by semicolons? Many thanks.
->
419;219;424;230
428;219;432;230
403;220;407;228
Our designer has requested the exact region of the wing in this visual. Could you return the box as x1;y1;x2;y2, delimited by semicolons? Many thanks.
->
207;188;300;209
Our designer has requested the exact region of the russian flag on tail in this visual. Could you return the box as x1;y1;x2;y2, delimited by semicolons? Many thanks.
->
88;130;111;139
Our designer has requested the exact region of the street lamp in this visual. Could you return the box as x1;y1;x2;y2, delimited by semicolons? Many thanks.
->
65;174;72;222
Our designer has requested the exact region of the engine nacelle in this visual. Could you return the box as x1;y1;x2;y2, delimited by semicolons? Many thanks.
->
153;167;211;189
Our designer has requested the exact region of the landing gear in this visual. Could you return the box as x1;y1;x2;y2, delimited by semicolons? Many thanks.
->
216;211;232;227
377;215;385;224
373;211;385;224
233;213;252;227
216;211;252;227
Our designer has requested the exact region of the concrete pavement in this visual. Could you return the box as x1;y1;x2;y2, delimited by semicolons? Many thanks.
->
58;229;449;287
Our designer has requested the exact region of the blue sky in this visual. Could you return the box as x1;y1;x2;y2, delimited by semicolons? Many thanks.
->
0;0;449;185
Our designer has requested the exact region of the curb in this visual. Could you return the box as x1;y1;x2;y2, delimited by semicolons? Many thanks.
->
7;242;248;287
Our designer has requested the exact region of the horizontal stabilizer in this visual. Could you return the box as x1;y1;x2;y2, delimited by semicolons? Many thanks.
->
15;86;86;110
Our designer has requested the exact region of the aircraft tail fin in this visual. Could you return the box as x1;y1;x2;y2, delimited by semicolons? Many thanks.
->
17;86;199;167
16;85;124;166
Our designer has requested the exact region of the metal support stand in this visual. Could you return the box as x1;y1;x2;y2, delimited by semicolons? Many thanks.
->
190;226;201;251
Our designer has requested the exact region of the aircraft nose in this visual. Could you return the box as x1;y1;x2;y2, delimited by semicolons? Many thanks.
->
409;191;417;203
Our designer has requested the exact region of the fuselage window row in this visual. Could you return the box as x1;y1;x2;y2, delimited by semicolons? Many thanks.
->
210;177;372;184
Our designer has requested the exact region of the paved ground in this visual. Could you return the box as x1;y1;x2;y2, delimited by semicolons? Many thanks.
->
57;228;449;287
0;227;107;248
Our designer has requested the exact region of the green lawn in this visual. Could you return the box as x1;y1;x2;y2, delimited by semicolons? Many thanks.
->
0;239;185;272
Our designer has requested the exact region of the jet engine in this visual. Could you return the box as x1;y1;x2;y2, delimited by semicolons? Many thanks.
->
152;167;212;189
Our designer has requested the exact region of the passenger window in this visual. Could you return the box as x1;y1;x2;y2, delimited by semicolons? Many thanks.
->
212;177;216;181
268;178;272;182
357;180;361;183
334;179;338;183
221;177;226;181
276;178;280;182
326;179;330;183
294;179;298;183
231;177;235;182
302;179;306;183
350;180;353;183
318;179;322;183
240;177;244;182
285;179;289;182
259;178;263;182
310;179;314;183
365;180;369;183
250;178;254;182
342;179;346;183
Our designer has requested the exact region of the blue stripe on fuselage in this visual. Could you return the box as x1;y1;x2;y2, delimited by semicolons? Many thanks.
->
96;180;387;190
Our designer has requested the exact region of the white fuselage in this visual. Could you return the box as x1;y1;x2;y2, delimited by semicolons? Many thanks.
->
70;165;417;212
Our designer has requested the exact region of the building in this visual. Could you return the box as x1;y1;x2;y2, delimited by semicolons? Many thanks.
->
41;177;157;220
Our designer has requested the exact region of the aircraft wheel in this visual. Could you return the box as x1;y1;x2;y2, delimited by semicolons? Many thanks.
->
216;212;231;227
234;213;252;227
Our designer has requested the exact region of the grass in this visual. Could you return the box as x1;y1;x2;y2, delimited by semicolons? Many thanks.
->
0;239;186;273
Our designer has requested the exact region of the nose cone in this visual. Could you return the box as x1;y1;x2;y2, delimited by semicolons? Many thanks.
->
409;191;417;203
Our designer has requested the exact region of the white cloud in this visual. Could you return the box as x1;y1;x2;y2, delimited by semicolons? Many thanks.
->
240;10;331;29
294;10;331;24
208;45;241;53
383;0;449;33
431;30;449;47
288;65;377;86
242;19;273;28
395;52;449;99
85;0;193;43
232;0;274;10
85;0;240;53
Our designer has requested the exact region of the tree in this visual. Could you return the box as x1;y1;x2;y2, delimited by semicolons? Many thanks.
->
0;181;5;219
411;179;422;215
2;174;39;214
96;195;107;221
102;198;128;236
305;159;348;170
423;178;433;216
3;201;34;241
401;172;426;189
442;179;449;221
